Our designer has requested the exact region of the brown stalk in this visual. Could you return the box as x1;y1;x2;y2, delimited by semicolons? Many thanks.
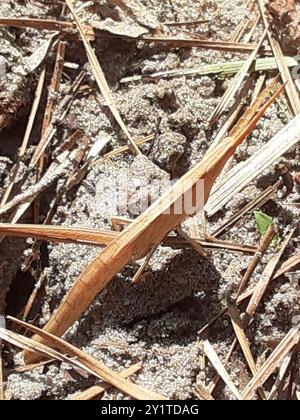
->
250;73;267;106
20;68;47;158
104;134;155;159
209;30;267;127
23;273;47;321
193;383;215;401
73;362;143;401
14;359;54;373
0;66;46;207
212;182;281;238
24;83;284;363
132;245;158;284
132;238;248;254
231;0;257;42
236;224;278;297
0;73;85;237
229;75;280;138
54;130;84;156
245;13;262;43
203;340;241;400
23;136;91;275
0;223;117;247
206;226;295;398
162;20;210;27
274;251;300;279
65;0;141;155
228;304;267;400
245;228;295;321
209;76;256;151
0;17;95;40
206;229;294;398
30;41;67;169
231;17;252;43
7;317;165;400
241;324;300;400
142;36;270;53
176;227;208;258
0;17;73;32
33;41;66;236
208;73;265;179
207;338;238;395
0;223;257;255
21;136;91;314
268;351;294;400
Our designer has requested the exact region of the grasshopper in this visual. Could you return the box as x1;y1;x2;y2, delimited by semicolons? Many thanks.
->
25;80;284;363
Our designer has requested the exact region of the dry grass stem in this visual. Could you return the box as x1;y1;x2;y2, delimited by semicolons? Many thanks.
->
241;325;300;400
65;0;141;155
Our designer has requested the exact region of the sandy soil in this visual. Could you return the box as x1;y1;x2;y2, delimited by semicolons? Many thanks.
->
0;0;300;400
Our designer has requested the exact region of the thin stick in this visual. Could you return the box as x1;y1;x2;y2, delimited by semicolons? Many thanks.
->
14;359;54;373
30;41;67;169
23;273;47;321
209;77;256;151
212;182;281;237
0;222;257;255
73;362;142;400
244;13;261;43
274;252;300;279
268;351;294;400
0;150;78;219
245;229;295;320
203;340;241;400
0;17;73;32
142;36;270;54
241;325;300;400
176;227;208;258
104;134;154;159
209;30;267;127
162;20;209;27
65;0;141;155
207;338;238;395
7;317;165;400
228;304;267;400
250;73;267;107
257;0;300;115
193;383;215;401
1;66;46;207
132;245;158;284
237;224;278;297
0;223;117;246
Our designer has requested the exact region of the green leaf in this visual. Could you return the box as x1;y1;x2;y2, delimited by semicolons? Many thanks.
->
254;211;279;246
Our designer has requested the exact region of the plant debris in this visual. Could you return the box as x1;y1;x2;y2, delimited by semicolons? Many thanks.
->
267;0;300;51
